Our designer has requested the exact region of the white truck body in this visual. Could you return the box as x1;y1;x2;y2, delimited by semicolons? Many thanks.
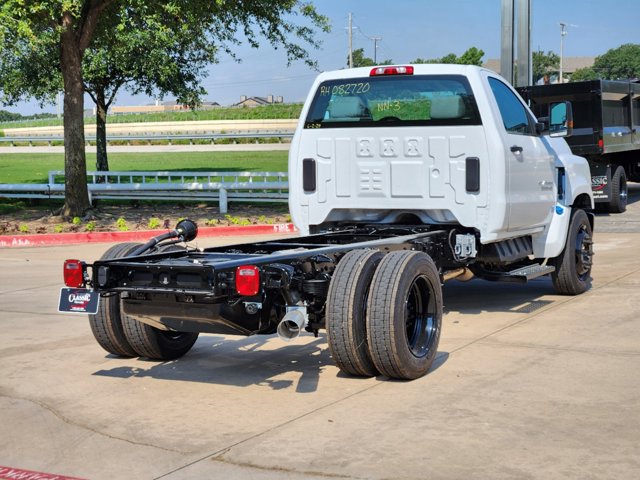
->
65;65;596;381
288;64;593;258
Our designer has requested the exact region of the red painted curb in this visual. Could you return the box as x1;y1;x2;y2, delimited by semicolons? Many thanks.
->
0;223;297;248
0;465;85;480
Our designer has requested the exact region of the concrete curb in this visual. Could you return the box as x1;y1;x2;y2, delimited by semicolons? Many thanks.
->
0;223;297;248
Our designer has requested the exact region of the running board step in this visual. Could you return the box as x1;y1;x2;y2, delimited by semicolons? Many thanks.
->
478;264;556;284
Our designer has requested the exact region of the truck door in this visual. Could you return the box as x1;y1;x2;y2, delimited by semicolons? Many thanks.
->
487;76;555;231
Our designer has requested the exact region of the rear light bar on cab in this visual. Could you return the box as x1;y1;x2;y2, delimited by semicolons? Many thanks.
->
370;66;414;76
64;259;85;288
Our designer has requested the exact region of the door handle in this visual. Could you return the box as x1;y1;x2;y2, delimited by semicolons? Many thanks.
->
510;145;523;154
539;180;553;190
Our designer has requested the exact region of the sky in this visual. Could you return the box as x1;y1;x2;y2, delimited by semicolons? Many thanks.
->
5;0;639;116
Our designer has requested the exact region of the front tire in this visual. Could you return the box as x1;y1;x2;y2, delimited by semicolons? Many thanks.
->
366;251;442;380
326;249;383;377
551;209;594;295
89;242;142;357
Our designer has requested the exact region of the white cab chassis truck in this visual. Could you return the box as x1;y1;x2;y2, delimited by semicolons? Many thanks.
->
60;65;594;380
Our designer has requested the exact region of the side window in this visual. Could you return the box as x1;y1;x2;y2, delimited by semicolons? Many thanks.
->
489;77;535;135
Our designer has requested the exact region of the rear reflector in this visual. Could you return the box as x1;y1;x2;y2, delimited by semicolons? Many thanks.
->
64;259;84;287
236;265;260;296
370;66;414;76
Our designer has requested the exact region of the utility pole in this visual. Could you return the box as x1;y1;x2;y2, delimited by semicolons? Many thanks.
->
559;22;567;83
348;13;353;68
500;0;515;84
516;0;532;87
372;36;382;64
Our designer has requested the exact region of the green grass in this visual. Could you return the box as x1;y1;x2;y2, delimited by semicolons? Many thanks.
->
0;151;288;184
0;104;303;130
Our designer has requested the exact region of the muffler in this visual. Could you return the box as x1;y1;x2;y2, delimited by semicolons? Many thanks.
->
277;307;308;341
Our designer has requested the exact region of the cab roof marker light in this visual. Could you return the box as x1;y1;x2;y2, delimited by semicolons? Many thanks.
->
370;66;414;76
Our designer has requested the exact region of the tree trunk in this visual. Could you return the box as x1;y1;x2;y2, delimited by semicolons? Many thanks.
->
95;90;109;173
60;27;91;218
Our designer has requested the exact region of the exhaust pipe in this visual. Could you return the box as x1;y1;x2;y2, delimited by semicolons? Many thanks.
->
442;267;474;282
277;308;307;341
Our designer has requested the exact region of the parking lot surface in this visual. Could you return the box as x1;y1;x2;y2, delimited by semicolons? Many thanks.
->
1;187;639;480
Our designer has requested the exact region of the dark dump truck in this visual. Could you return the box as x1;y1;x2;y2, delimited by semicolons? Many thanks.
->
518;79;640;213
60;65;595;380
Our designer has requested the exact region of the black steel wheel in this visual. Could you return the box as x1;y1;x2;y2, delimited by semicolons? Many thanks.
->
366;251;442;380
608;165;627;213
122;315;199;360
551;209;594;295
326;249;383;377
88;242;142;357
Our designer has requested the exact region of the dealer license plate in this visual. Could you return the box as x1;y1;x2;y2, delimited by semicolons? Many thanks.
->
58;288;100;314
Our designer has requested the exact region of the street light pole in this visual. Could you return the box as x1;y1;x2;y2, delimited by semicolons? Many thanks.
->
559;22;567;83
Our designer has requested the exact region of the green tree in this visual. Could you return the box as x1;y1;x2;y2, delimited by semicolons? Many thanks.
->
350;48;392;68
411;47;484;66
83;7;218;173
532;50;559;83
457;47;485;66
591;43;640;80
0;1;328;217
570;66;598;82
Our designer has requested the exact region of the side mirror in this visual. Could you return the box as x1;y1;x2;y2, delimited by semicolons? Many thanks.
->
549;101;573;138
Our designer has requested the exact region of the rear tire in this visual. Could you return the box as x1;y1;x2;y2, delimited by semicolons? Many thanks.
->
88;242;142;357
551;209;593;295
367;251;442;380
607;165;627;213
326;249;383;377
122;316;198;360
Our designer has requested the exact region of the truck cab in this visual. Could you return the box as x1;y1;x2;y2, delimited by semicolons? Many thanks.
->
289;64;592;256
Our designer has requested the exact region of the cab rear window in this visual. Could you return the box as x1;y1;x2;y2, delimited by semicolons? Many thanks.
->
304;75;481;129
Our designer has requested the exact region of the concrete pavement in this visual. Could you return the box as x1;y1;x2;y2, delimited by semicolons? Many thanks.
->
1;190;639;480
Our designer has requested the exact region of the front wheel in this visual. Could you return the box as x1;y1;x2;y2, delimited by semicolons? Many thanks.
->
551;209;594;295
366;251;442;380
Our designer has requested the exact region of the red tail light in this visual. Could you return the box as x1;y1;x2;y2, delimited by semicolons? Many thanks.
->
370;66;414;76
64;259;85;287
236;265;260;296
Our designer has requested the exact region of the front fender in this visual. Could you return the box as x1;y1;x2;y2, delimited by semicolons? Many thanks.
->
544;137;594;209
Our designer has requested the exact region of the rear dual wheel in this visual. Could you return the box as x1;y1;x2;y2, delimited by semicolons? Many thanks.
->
367;251;442;380
89;241;197;360
326;249;383;377
607;165;627;214
326;250;443;380
89;242;142;357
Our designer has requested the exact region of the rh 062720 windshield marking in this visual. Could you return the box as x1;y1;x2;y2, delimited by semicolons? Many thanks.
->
319;82;370;96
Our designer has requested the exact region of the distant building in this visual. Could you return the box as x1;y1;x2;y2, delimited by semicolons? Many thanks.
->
233;95;284;108
106;100;220;115
483;57;595;83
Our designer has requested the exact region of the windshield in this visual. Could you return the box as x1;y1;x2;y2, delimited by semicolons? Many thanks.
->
304;74;481;129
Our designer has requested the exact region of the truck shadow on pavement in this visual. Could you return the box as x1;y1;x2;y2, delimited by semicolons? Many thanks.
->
442;278;557;315
93;334;332;393
93;333;451;388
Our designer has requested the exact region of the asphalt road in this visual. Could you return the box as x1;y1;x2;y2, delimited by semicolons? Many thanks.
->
1;187;639;480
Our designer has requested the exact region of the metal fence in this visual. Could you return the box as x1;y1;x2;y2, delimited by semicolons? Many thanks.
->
0;131;293;146
0;170;289;213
